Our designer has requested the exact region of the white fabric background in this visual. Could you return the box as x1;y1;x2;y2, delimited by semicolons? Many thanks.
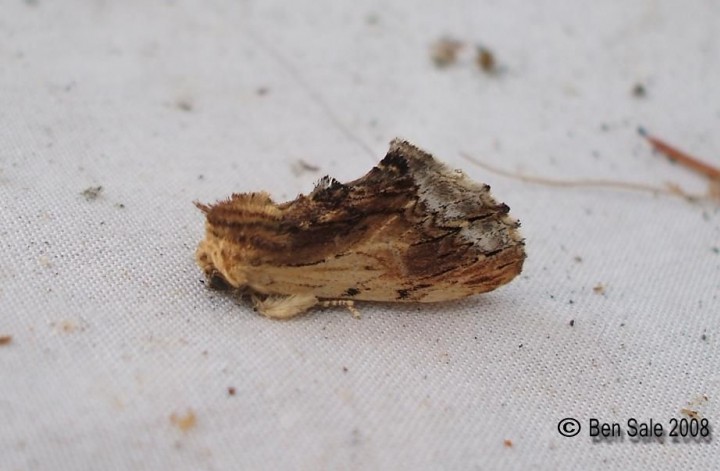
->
2;1;719;469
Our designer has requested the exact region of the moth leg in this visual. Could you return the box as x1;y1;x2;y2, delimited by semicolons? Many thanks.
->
321;300;361;319
252;293;319;320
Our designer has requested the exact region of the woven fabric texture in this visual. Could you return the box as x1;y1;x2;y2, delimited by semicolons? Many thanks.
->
1;1;719;469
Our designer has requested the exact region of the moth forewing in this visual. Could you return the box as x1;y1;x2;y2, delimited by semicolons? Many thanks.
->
196;139;525;319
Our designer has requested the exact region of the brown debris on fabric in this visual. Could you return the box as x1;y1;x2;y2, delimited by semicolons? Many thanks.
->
81;186;103;201
170;409;197;432
430;37;464;67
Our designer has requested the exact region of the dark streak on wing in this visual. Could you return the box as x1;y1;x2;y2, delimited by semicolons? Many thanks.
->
247;153;418;266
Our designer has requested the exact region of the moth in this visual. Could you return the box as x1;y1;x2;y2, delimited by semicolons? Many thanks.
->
195;139;525;319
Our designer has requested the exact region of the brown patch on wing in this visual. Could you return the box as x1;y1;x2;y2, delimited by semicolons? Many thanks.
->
202;152;420;268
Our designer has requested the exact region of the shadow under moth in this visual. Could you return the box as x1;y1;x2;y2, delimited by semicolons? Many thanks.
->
195;139;525;319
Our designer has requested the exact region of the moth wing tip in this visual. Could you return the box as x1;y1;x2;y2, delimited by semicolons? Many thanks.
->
194;201;211;214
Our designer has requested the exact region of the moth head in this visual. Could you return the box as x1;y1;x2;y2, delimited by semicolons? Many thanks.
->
195;232;250;291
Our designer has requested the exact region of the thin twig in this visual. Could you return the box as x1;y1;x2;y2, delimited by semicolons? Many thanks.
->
638;127;720;181
244;29;377;161
459;152;709;202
